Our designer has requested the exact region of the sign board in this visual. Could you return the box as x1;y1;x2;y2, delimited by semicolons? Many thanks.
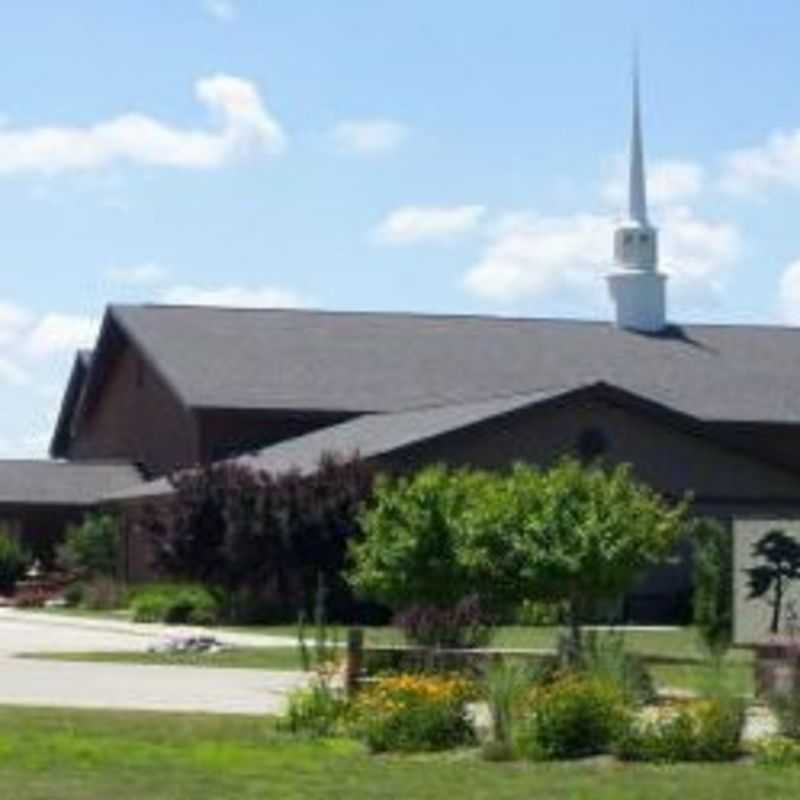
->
734;519;800;645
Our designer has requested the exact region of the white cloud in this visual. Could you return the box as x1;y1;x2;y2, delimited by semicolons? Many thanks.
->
204;0;237;21
0;74;285;174
25;313;99;357
463;208;741;304
602;159;705;209
106;262;168;286
464;213;610;302
721;129;800;195
779;260;800;324
0;356;30;386
659;206;741;288
373;205;486;245
0;301;32;345
160;284;309;308
331;119;408;155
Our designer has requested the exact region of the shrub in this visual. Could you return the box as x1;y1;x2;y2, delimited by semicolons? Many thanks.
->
297;578;341;673
516;674;628;760
395;595;493;648
484;660;528;752
223;587;285;625
614;697;745;762
140;454;374;621
82;576;127;611
580;630;656;705
0;529;29;595
62;581;84;608
753;736;800;766
280;679;346;738
767;685;800;740
57;513;119;578
692;517;733;660
13;586;49;608
348;673;477;753
130;584;219;625
516;600;566;626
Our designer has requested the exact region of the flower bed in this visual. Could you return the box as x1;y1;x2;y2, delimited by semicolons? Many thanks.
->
515;674;628;760
614;697;745;762
347;673;478;752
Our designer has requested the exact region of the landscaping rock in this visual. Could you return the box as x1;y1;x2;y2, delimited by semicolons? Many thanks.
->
147;635;229;655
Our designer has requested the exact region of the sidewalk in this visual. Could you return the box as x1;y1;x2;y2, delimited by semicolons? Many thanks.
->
0;608;308;714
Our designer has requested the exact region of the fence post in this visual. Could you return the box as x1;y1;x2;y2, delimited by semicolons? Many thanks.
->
346;627;364;698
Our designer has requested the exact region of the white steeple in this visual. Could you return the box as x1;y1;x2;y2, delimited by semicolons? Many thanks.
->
607;52;667;333
628;52;648;226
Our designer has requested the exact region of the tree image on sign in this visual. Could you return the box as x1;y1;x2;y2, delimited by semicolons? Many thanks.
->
745;529;800;635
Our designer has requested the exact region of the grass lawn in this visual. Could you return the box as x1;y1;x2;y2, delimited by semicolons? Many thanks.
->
0;706;795;800
37;606;747;669
22;627;755;696
19;646;304;671
218;623;739;658
224;624;756;695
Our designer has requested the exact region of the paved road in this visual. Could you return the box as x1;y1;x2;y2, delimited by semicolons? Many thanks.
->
0;609;308;715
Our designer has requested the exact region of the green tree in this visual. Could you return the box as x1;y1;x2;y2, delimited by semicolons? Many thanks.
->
348;465;498;611
0;525;29;594
462;460;689;657
57;513;120;578
692;517;733;659
349;459;688;657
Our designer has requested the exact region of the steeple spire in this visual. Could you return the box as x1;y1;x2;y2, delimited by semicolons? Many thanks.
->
628;49;648;225
607;50;667;333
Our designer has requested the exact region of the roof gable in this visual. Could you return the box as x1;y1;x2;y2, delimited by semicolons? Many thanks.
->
50;350;92;458
64;309;192;444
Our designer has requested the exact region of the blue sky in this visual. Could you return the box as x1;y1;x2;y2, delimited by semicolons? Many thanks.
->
2;0;800;457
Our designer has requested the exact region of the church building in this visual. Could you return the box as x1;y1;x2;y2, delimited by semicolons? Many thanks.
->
3;69;800;620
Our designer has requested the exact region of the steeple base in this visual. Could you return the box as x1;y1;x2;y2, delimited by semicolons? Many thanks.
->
607;270;667;333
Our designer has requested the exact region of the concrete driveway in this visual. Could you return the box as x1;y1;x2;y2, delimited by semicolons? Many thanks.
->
0;609;308;715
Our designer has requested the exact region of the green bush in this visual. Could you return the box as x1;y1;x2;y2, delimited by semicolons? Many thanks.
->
347;674;477;753
57;513;119;578
130;584;219;625
279;681;346;738
692;518;733;659
356;700;474;753
614;697;745;762
223;587;286;625
767;687;800;739
0;529;29;595
82;576;127;611
516;674;628;760
130;592;163;623
753;736;800;766
516;600;566;626
485;661;528;750
581;630;656;705
62;582;84;608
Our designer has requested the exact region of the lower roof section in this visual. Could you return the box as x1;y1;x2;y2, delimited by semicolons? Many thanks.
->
0;460;144;506
103;389;564;502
